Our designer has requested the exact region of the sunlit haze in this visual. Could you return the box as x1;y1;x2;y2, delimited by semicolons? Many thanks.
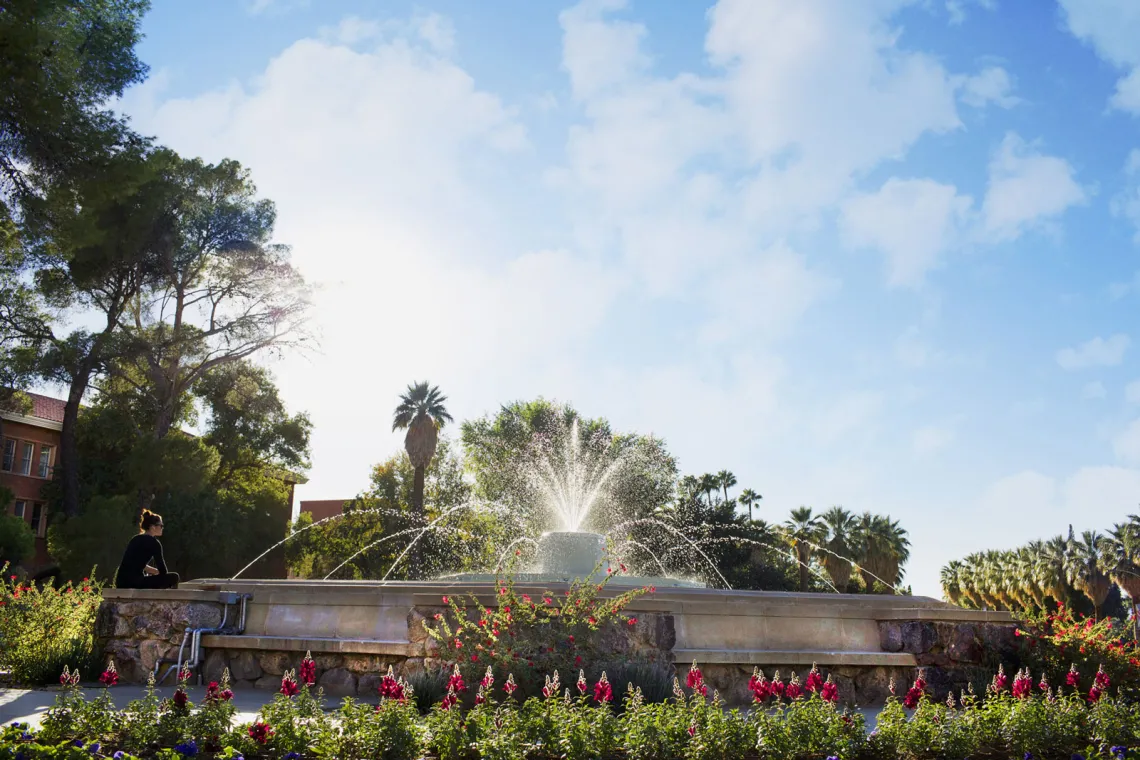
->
96;0;1140;597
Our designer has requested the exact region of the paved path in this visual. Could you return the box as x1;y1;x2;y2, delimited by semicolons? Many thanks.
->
0;685;291;728
1;685;883;730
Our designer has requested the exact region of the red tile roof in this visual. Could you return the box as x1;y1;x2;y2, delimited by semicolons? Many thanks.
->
29;393;66;423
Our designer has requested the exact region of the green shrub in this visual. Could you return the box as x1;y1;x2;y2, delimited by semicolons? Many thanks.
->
0;508;34;567
0;563;103;684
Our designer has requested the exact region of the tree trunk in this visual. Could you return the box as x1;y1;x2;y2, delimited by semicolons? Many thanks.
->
796;544;810;592
59;372;91;517
409;464;426;578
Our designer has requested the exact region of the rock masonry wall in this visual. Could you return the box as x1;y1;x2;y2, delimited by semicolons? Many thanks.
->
97;595;1018;705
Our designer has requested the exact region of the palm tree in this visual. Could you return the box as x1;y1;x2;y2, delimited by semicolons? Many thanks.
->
739;489;761;522
717;470;737;503
941;560;965;605
1067;530;1112;619
853;513;910;593
1100;522;1140;636
392;381;454;518
818;506;857;593
698;473;718;505
783;506;823;592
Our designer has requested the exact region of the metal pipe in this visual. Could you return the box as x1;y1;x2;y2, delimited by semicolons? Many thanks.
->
152;592;250;686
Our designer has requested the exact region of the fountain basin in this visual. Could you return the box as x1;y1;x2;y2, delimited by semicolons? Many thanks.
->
439;530;705;588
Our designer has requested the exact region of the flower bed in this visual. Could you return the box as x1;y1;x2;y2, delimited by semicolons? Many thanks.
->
5;656;1140;759
0;563;104;685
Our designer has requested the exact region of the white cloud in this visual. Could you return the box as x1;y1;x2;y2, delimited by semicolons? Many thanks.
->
1111;149;1140;243
958;66;1018;108
913;425;955;455
1127;380;1140;404
1110;271;1140;299
840;178;973;287
810;391;885;447
1056;334;1131;370
556;0;967;297
1115;418;1140;466
945;0;995;26
248;0;308;16
981;133;1086;241
1083;380;1108;400
1058;0;1140;114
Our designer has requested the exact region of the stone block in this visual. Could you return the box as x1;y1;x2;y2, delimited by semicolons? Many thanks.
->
980;624;1018;657
358;673;382;697
202;650;227;685
314;654;344;671
134;615;173;641
409;608;442;644
319;667;358;697
95;604;121;639
255;675;282;691
654;615;676;651
947;624;981;663
401;658;425;679
345;654;388;674
184;602;223;630
139;639;175;672
228;651;263;682
899;622;938;654
879;623;904;653
258;652;293;676
916;652;951;668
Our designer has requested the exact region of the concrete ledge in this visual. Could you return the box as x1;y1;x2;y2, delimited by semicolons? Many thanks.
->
102;589;241;604
674;649;918;667
200;634;416;656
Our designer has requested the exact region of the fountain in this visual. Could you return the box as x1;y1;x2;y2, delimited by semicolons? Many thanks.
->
96;415;1017;705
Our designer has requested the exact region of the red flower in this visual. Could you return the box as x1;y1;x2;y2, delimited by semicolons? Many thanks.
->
627;617;638;626
577;669;588;695
447;664;466;693
1066;664;1080;687
903;675;927;710
804;664;823;693
99;661;118;687
248;720;274;744
280;672;300;697
687;725;696;737
173;689;189;709
991;665;1008;692
504;673;519;696
820;676;838;704
1089;686;1102;703
379;667;406;701
441;595;449;604
299;651;317;685
769;671;785;699
441;691;459;710
785;674;804;701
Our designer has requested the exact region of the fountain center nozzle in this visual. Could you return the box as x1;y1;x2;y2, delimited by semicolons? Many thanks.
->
533;531;610;579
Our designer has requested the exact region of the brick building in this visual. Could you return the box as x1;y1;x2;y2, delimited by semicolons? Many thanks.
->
0;392;63;572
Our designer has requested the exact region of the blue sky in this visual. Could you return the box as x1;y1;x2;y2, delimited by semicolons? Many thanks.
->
111;0;1140;597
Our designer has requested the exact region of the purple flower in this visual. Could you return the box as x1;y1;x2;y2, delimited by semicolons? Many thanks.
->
174;739;198;756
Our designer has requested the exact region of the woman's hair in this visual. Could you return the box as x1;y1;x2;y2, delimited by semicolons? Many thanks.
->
139;509;163;532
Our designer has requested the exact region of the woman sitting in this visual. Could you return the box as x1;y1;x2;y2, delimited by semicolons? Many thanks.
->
114;509;180;589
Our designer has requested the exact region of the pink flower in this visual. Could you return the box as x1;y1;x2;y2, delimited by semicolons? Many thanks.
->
1095;665;1110;691
686;662;708;696
577;669;588;695
687;725;696;737
991;664;1008;693
627;617;638;626
447;665;466;694
442;595;449;604
441;690;459;710
1012;669;1033;699
480;666;494;690
504;673;519;696
593;672;613;703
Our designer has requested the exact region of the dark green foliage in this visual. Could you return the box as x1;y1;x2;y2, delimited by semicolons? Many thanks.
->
0;0;150;209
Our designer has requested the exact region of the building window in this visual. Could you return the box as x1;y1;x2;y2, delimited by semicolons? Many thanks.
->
18;442;34;476
13;500;25;520
30;503;44;538
37;445;53;478
1;439;13;471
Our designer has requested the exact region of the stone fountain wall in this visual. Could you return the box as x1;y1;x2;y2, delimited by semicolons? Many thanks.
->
97;583;1018;705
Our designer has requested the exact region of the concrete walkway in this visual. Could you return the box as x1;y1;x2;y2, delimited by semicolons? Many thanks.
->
0;685;289;728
